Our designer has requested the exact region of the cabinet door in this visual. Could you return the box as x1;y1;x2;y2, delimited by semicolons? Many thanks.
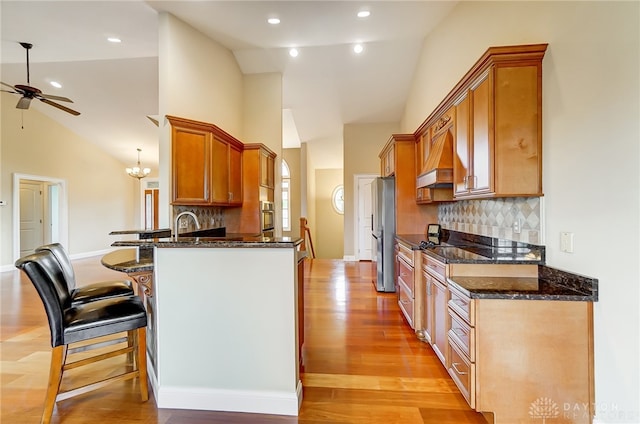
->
422;271;434;344
454;93;471;197
172;126;211;205
228;143;243;205
260;150;275;189
210;136;230;204
470;73;493;195
432;278;448;365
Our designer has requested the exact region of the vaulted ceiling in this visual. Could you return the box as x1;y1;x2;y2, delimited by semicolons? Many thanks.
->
1;1;456;169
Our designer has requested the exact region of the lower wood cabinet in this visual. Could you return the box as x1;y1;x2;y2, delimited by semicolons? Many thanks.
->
446;281;594;423
422;253;448;365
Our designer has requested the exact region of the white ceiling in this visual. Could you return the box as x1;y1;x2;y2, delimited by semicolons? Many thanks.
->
1;1;456;170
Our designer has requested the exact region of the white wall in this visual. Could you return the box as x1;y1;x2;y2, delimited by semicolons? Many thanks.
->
402;2;639;422
157;12;244;228
0;105;136;265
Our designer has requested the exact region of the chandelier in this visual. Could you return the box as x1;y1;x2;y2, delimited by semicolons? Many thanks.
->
126;148;151;179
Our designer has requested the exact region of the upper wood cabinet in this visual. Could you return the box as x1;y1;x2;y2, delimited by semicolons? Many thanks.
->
260;149;275;189
168;116;244;206
380;134;437;234
453;47;545;199
414;44;547;200
380;143;395;177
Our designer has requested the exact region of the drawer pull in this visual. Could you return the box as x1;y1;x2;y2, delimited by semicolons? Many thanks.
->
451;362;468;375
400;299;411;305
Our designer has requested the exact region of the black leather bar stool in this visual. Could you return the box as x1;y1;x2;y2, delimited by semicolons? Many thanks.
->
36;243;134;305
15;250;149;424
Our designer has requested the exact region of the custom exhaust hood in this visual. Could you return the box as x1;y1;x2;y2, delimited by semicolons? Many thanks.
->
416;125;454;188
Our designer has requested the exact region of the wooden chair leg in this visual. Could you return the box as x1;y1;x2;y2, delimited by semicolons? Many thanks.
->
136;328;149;401
41;345;66;424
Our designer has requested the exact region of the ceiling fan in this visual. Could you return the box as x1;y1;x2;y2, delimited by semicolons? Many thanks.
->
1;42;80;116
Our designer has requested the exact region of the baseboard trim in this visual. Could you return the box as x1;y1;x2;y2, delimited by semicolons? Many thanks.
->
343;255;356;261
156;383;302;416
2;248;118;273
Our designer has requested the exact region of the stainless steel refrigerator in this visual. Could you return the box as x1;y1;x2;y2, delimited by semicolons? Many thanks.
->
371;177;396;292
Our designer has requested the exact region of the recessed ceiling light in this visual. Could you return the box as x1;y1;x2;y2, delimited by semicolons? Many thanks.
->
353;44;364;54
107;37;122;43
289;48;299;58
357;11;370;18
50;81;62;88
268;17;280;25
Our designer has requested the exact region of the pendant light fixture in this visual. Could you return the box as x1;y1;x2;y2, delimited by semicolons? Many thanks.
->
126;148;151;179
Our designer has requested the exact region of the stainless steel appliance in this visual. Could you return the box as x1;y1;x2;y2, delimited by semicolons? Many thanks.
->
261;201;275;236
371;177;396;292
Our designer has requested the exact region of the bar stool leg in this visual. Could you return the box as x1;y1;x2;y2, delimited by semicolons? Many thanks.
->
41;345;66;424
136;328;149;401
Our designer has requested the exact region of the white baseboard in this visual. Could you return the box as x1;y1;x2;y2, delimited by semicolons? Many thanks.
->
343;255;356;261
156;381;302;416
2;248;118;273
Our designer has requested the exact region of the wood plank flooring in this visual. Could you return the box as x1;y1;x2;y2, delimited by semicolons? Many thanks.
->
1;256;487;423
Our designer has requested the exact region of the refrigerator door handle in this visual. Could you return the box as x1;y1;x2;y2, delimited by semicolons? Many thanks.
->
371;214;373;231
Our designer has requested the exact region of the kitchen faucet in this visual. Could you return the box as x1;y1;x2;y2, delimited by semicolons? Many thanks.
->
174;211;201;240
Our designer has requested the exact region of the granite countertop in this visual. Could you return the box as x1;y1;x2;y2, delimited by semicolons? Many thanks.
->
102;248;153;273
109;228;172;239
396;233;544;265
396;230;596;302
111;233;303;249
447;265;598;302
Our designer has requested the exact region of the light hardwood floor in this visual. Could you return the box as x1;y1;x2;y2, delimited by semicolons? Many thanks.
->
1;256;487;424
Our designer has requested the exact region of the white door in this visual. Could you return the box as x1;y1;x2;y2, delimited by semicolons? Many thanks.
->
20;181;44;256
356;176;376;261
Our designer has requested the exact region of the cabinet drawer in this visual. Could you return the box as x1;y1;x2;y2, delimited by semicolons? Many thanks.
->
397;256;414;295
448;309;474;362
447;338;475;408
423;254;446;281
398;279;414;328
448;284;474;326
397;242;414;266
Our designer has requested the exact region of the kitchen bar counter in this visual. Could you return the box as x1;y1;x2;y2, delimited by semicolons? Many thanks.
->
112;234;302;249
105;232;304;416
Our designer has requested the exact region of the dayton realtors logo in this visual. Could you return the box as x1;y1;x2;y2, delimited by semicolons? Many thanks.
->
529;397;560;422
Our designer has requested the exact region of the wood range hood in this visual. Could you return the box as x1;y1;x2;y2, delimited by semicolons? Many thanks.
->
416;123;454;188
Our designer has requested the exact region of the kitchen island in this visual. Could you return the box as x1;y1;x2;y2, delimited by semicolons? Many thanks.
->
106;234;304;416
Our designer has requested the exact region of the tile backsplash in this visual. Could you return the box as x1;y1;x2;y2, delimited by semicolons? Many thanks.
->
438;197;542;245
173;206;225;232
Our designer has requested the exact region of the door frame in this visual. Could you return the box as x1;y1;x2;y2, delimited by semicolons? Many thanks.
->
353;173;378;261
13;173;68;263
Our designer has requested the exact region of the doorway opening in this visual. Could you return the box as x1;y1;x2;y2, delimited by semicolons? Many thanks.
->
12;173;68;262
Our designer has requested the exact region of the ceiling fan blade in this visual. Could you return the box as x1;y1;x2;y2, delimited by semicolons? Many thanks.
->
39;93;74;103
1;81;17;90
16;97;32;109
40;98;81;116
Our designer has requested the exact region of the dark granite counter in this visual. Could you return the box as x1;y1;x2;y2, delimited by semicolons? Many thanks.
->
395;234;425;249
109;228;172;239
102;248;153;273
448;265;598;302
396;232;544;265
112;234;303;249
396;230;596;301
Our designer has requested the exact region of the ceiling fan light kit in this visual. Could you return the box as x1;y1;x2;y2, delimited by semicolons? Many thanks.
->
0;42;81;116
